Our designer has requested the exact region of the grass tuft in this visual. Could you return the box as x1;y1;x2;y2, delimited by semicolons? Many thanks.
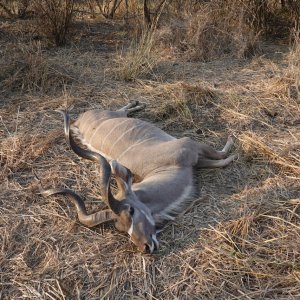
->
114;29;159;81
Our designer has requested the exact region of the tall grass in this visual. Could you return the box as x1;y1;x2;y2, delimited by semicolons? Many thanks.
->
114;28;159;81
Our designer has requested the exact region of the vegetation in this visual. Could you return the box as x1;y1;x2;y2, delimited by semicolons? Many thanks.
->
0;0;299;299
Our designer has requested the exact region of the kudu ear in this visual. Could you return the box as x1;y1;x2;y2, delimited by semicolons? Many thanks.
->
110;160;133;196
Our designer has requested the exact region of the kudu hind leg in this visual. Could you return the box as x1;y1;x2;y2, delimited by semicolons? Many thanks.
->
197;154;237;168
200;136;234;160
118;100;146;114
197;137;236;168
221;136;234;156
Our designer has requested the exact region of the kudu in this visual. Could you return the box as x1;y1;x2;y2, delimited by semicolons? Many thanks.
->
38;101;236;253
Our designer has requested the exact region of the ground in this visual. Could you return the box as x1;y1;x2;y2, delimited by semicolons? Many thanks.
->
0;17;299;299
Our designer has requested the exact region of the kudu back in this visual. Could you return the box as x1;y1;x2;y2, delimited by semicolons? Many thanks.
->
38;101;236;253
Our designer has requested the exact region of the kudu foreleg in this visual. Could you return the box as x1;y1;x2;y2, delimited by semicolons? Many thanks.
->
118;100;146;114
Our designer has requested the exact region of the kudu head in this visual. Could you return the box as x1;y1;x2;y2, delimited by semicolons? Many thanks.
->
61;110;159;253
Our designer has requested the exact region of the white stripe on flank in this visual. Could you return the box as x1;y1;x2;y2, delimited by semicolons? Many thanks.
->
117;137;156;161
84;142;113;162
109;123;145;154
100;119;129;150
83;117;98;138
88;118;111;144
73;128;113;162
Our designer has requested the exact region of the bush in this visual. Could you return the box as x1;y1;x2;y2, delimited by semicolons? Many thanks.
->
120;0;299;61
155;0;261;61
33;0;76;46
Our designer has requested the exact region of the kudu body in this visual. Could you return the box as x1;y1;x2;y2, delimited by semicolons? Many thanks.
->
38;101;236;253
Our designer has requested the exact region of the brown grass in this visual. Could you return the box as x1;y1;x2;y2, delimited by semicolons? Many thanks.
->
154;0;261;61
114;28;159;81
1;15;300;300
0;42;74;94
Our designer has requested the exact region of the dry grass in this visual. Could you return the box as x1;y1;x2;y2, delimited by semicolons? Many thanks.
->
139;81;219;131
114;28;159;81
1;16;300;300
154;0;261;61
0;42;74;95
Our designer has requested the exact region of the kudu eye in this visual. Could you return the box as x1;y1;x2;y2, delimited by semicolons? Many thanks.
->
129;206;135;216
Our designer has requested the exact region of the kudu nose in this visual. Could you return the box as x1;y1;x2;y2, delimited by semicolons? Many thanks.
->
144;244;151;253
143;244;152;254
142;241;155;254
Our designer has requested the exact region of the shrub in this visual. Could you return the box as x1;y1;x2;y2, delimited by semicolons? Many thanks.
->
33;0;76;46
122;0;299;61
156;0;261;61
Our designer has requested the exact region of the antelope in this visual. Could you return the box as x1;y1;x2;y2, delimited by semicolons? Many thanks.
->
37;101;236;253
